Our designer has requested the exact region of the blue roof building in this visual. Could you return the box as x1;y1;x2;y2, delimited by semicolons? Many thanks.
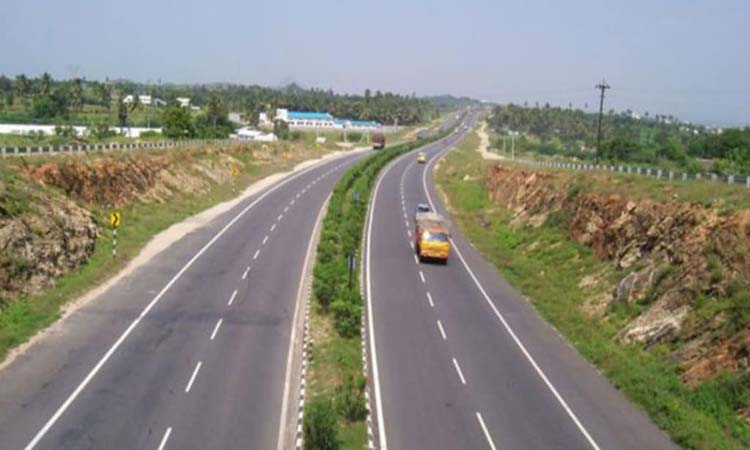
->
276;108;381;130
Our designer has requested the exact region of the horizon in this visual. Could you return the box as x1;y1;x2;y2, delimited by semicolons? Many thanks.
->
1;0;748;127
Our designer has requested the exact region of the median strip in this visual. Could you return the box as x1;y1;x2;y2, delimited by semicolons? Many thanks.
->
303;136;449;449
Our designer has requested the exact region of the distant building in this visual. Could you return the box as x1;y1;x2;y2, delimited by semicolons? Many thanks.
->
232;127;277;142
176;97;191;108
122;94;156;106
335;119;381;130
276;109;336;128
275;108;380;130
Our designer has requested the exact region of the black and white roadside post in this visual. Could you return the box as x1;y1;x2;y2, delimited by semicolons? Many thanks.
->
108;211;121;258
352;189;360;205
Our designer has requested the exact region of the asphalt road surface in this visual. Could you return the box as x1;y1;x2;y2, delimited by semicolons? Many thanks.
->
0;150;368;450
363;113;680;450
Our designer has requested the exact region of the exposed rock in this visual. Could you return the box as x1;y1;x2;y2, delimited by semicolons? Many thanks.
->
618;303;691;346
485;164;750;384
613;264;657;303
0;193;97;303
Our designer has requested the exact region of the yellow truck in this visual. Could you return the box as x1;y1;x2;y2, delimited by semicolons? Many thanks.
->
414;209;450;263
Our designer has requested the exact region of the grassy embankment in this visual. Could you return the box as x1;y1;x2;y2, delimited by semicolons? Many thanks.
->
434;132;750;450
0;141;329;362
304;138;435;449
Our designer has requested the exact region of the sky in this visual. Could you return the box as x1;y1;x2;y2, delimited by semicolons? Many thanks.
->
1;0;748;126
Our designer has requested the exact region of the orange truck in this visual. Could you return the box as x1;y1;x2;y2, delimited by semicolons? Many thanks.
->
414;211;451;263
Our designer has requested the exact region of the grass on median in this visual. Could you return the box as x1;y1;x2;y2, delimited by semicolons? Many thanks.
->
434;131;750;450
0;143;325;363
304;130;454;449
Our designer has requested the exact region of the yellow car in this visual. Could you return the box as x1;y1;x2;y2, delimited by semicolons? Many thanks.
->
417;152;426;164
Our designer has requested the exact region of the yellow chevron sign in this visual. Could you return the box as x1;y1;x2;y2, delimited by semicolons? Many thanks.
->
109;211;121;228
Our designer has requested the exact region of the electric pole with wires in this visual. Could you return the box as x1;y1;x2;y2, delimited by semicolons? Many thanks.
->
595;79;611;161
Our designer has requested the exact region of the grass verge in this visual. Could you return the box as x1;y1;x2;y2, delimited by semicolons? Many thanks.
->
434;131;750;450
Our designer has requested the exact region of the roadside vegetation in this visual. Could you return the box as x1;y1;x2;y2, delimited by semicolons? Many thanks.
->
435;130;750;450
0;74;435;132
0;141;331;363
305;132;450;448
488;103;750;175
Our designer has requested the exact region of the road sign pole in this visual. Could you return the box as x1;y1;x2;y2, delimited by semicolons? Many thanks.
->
112;229;117;258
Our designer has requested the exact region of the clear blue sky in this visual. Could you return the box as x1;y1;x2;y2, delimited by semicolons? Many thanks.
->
1;0;748;125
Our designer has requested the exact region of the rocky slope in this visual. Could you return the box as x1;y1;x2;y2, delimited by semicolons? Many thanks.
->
0;141;313;306
486;165;750;386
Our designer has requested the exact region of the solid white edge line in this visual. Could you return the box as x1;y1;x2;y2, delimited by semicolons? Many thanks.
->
422;127;601;450
276;192;332;450
210;318;223;341
184;361;202;393
22;151;354;450
476;412;497;450
157;427;172;450
228;289;237;306
452;357;467;385
437;320;447;340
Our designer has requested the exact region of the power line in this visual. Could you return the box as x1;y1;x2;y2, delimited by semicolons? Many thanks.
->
595;79;611;161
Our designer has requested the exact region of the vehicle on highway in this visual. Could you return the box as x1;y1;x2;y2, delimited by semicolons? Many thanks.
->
417;152;426;163
415;203;431;216
415;211;450;263
372;132;386;149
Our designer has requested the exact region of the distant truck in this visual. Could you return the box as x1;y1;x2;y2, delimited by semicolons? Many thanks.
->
372;132;386;149
414;209;450;263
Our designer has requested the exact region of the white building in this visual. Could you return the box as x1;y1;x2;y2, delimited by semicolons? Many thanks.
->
176;97;191;108
232;127;277;142
274;108;381;130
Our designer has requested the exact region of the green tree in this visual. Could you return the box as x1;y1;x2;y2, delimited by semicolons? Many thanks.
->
273;119;290;140
70;78;84;111
161;106;195;138
206;94;227;129
117;96;128;127
39;72;53;95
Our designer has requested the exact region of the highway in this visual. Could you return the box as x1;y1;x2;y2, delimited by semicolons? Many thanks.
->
364;113;680;450
0;150;368;449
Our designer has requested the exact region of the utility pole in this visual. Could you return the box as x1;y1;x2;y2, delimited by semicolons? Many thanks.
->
595;79;611;161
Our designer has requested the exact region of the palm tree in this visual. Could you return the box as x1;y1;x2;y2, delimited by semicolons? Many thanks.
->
40;72;53;95
71;78;84;111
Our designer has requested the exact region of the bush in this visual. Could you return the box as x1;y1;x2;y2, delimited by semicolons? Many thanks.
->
330;290;361;338
335;374;367;421
304;396;339;450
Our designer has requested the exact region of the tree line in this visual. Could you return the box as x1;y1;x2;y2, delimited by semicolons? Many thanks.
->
0;74;436;131
488;103;750;175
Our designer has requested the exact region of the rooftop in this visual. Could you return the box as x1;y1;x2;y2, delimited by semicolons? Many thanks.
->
288;111;334;121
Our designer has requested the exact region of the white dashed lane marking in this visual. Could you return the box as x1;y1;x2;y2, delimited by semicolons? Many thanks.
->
184;361;202;393
452;358;466;385
426;292;434;307
242;266;250;280
270;223;276;232
477;413;497;450
157;427;172;450
419;271;426;284
437;320;447;340
228;290;237;306
253;249;260;260
262;235;269;245
210;318;223;341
